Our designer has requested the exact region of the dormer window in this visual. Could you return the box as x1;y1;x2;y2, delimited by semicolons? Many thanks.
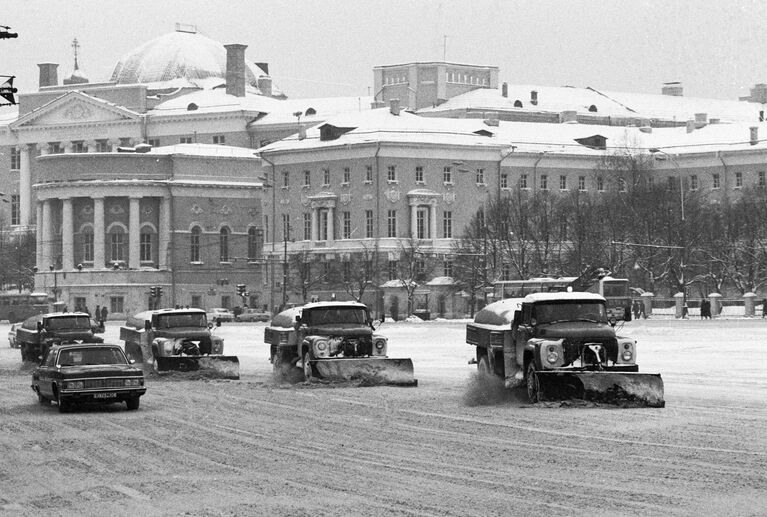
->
574;135;607;150
319;124;355;141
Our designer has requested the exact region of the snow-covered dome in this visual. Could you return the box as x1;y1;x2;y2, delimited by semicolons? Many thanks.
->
110;30;263;87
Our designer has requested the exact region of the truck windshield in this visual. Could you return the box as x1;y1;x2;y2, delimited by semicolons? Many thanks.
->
304;307;368;326
45;316;91;330
157;313;207;328
533;302;607;324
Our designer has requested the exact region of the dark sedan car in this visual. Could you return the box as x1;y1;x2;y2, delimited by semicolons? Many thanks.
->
31;343;146;412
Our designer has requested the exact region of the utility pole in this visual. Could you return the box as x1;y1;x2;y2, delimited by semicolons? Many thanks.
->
281;218;291;311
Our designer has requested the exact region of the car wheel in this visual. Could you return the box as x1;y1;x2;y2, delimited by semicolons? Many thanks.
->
152;357;160;373
526;361;541;403
37;390;50;405
302;352;314;382
126;397;140;410
477;355;491;376
56;391;70;413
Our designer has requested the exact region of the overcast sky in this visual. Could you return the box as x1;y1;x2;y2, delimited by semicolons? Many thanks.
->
2;0;767;101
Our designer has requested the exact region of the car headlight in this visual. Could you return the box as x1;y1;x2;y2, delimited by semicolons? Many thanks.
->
63;381;84;390
124;378;143;387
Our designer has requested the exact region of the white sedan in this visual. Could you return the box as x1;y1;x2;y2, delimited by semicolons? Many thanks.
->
206;308;234;323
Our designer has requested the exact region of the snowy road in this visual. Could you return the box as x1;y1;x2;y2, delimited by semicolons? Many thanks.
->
0;318;765;516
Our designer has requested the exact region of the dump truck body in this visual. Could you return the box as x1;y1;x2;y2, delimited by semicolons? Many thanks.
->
17;312;103;362
265;301;416;386
120;308;239;379
467;293;664;407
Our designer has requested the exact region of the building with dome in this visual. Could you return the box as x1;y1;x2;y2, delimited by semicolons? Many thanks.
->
0;26;369;318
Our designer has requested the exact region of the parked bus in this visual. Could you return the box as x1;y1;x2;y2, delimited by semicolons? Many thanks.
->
0;291;52;323
494;276;632;321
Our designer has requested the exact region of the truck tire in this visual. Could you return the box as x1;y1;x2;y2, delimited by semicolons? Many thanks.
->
526;362;541;403
37;390;50;405
302;352;314;381
126;397;140;410
477;355;491;376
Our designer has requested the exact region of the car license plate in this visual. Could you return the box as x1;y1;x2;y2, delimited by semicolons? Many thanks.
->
93;392;118;399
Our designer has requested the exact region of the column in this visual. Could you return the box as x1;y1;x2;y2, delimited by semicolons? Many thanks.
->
430;203;437;240
61;198;74;270
93;197;105;268
327;207;335;244
158;197;169;269
410;204;418;238
19;145;32;227
311;208;318;242
41;199;53;268
129;197;140;268
35;202;43;267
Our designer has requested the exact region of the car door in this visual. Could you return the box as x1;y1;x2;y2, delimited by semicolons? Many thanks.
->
37;349;58;398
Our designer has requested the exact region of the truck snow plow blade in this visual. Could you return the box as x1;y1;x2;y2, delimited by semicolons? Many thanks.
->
155;355;240;380
536;371;664;407
314;358;417;386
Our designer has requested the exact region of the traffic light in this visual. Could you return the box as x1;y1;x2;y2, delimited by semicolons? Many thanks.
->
149;286;157;297
236;284;246;296
156;286;163;298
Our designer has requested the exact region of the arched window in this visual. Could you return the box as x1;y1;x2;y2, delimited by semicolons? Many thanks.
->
219;227;230;262
514;100;523;108
190;226;201;262
248;227;263;260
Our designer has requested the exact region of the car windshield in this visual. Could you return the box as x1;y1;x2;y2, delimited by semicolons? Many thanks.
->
533;301;607;324
304;307;368;326
45;316;91;330
58;347;127;366
157;313;207;328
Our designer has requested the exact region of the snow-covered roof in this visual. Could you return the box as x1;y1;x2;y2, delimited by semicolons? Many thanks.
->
426;276;456;286
248;96;373;126
149;88;283;116
146;143;258;158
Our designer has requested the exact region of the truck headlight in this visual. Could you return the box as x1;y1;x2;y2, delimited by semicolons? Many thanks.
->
621;350;633;361
546;346;559;364
161;341;174;356
316;340;328;351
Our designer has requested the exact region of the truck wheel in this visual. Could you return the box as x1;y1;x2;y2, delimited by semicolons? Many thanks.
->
37;390;50;405
526;362;541;403
477;355;491;376
126;397;140;410
302;352;314;381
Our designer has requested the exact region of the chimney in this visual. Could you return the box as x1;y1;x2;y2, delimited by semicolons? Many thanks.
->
254;62;269;75
257;76;272;97
224;44;247;97
501;82;508;98
38;63;59;88
694;113;708;128
686;120;695;133
750;126;759;145
760;110;765;122
298;125;306;140
662;82;683;96
530;90;538;106
390;98;400;116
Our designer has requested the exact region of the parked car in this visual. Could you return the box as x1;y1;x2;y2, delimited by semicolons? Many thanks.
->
235;308;273;322
206;308;234;323
8;323;19;348
31;343;146;412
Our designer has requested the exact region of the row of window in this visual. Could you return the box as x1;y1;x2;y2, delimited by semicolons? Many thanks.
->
280;165;486;188
189;226;263;263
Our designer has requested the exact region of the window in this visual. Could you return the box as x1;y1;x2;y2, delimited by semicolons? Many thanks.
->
443;211;452;238
50;142;62;154
140;232;152;262
443;259;453;277
667;177;675;191
110;296;124;314
343;167;350;184
366;165;373;182
304;213;312;240
388;260;398;281
690;175;699;191
735;172;743;189
10;147;20;170
416;208;428;239
180;137;193;144
560;175;567;190
387;165;396;182
443;166;452;184
416;259;426;276
501;173;508;189
221;296;231;309
578;176;586;191
147;138;160;147
760;171;766;188
342;261;351;283
281;214;291;240
318;210;328;240
97;140;110;152
191;295;202;309
82;229;94;262
10;194;19;226
219;227;230;262
342;211;351;239
110;230;125;262
365;210;373;238
323;168;330;186
559;217;568;240
415;166;424;183
213;135;225;145
248;227;262;259
520;174;528;189
72;141;86;153
477;208;485;228
597;176;604;192
387;210;397;238
282;170;289;188
476;168;484;184
190;226;201;262
712;173;720;189
540;174;548;190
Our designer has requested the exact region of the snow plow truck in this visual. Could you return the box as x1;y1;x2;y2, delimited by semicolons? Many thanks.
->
120;308;239;379
466;292;664;407
264;301;417;386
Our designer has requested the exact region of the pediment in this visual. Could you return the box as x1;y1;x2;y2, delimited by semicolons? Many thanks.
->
11;91;140;129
